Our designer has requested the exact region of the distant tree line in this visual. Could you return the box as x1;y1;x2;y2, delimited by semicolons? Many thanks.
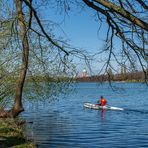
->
75;70;147;82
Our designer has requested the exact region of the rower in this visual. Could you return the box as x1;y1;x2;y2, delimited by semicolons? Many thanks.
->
98;96;107;106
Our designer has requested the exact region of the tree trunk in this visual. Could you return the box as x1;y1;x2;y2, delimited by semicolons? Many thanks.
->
11;0;30;117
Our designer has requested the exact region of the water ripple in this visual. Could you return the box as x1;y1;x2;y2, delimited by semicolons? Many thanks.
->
22;83;148;148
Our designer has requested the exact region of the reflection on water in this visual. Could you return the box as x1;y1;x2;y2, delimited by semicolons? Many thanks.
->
21;83;148;148
23;111;72;147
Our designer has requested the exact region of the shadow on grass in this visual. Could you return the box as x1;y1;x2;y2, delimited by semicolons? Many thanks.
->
0;119;35;147
0;136;26;147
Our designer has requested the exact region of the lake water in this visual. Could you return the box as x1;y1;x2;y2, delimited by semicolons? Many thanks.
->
21;82;148;148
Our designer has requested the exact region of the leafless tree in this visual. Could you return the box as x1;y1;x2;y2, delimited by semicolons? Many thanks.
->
0;0;147;118
83;0;147;79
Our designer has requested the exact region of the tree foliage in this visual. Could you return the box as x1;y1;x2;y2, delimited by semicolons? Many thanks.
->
0;0;82;117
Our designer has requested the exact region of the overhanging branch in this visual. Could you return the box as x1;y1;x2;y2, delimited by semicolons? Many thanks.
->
94;0;148;31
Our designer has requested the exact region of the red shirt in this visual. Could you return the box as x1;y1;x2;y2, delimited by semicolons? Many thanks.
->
100;98;107;106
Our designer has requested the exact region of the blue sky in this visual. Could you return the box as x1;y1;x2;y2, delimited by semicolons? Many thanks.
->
63;13;107;74
37;2;121;75
45;5;106;49
62;12;105;51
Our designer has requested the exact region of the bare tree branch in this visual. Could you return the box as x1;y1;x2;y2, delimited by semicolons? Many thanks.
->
22;0;69;56
93;0;148;31
136;0;148;10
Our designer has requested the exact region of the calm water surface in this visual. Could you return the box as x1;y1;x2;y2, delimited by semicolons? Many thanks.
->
22;83;148;148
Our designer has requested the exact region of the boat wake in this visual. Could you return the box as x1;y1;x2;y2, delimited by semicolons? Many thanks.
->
124;108;148;114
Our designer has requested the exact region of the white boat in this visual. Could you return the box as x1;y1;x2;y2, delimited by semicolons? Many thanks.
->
84;102;124;111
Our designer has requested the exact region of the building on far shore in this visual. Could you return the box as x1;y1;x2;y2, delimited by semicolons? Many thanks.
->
80;68;89;77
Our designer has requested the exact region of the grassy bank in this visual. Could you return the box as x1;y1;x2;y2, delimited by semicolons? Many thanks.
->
0;119;36;148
